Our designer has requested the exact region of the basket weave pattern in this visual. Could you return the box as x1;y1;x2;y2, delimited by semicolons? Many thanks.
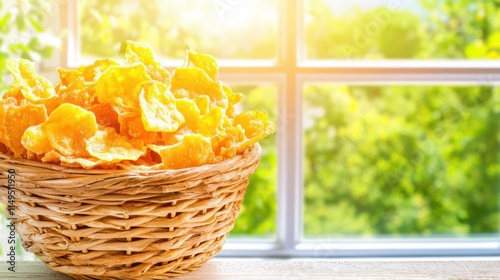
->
0;144;262;279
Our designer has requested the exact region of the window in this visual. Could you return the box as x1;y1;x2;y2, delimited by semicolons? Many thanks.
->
2;0;499;260
305;0;500;60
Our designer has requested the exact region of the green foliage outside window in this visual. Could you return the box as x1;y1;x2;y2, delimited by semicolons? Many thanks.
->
306;0;500;59
0;0;58;91
34;0;500;238
304;85;499;237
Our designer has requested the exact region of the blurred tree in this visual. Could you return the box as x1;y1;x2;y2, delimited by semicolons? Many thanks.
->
304;85;499;236
56;0;500;238
421;0;500;59
303;0;499;237
79;0;278;60
0;0;58;91
306;0;500;59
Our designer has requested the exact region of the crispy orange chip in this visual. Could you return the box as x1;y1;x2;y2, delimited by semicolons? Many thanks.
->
139;82;184;132
222;84;244;105
7;58;56;101
41;150;115;169
233;110;275;139
119;114;159;145
222;84;243;118
173;98;201;133
0;42;275;169
57;68;81;87
90;103;120;132
0;97;18;145
187;50;219;81
80;59;120;82
0;88;23;103
95;63;152;109
4;103;47;156
233;110;276;153
148;134;214;169
171;67;228;109
41;103;98;157
161;98;201;145
123;41;170;84
58;77;95;109
21;124;52;154
217;124;246;159
195;95;210;116
86;127;145;162
200;106;223;137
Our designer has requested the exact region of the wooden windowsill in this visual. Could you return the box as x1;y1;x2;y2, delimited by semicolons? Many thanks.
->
1;257;499;279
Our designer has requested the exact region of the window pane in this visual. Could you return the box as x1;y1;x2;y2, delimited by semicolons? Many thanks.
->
79;0;278;60
305;0;500;59
228;84;278;238
303;84;500;237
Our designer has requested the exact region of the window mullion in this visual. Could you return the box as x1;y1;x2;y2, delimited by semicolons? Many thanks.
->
277;0;302;254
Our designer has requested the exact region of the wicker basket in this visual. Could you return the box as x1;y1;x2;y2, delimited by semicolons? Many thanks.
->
0;144;262;279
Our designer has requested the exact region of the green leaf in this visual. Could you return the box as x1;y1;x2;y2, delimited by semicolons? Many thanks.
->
487;32;500;48
0;14;12;33
28;15;44;32
15;14;27;31
38;46;53;58
465;41;488;59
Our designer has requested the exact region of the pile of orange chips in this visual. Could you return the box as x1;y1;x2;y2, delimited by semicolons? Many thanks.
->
0;41;275;169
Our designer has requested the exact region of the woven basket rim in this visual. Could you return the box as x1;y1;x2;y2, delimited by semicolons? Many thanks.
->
0;143;262;176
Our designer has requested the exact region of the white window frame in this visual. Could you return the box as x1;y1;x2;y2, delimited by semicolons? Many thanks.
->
56;0;500;257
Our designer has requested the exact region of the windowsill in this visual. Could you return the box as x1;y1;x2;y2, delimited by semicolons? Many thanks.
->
2;257;499;279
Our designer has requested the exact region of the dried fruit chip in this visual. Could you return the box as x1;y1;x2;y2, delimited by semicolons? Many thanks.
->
233;110;276;153
200;106;223;137
41;103;98;157
187;50;219;81
0;88;23;103
222;84;243;118
222;84;244;105
195;95;210;116
171;67;228;109
172;98;201;135
148;134;214;169
80;59;120;82
0;142;9;155
41;150;114;169
119;114;159;145
86;127;145;162
4;103;47;156
22;124;52;154
58;77;95;109
139;82;184;132
217;124;246;159
116;160;162;170
57;68;81;86
161;98;201;145
7;58;56;101
90;103;120;132
134;149;162;166
0;42;275;169
123;41;170;84
0;97;18;145
35;95;61;116
95;63;152;109
233;110;275;139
